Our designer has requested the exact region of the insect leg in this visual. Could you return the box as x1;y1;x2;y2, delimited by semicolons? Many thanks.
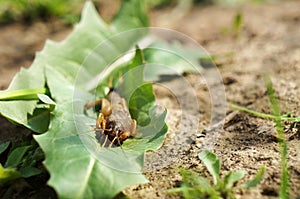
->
109;136;118;148
96;113;106;129
102;134;109;147
130;119;138;136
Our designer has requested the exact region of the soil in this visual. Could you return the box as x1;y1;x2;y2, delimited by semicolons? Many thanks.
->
0;0;299;198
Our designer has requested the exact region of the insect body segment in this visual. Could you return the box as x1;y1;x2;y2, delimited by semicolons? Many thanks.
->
86;92;137;147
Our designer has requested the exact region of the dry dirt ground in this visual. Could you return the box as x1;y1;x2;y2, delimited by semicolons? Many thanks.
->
0;1;299;199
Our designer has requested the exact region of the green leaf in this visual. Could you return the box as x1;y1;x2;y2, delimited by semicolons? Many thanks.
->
5;146;31;168
112;0;149;31
31;1;167;198
116;48;159;127
129;83;156;126
123;113;168;152
117;47;146;102
19;166;42;178
116;49;168;151
180;169;212;189
224;171;245;189
25;93;56;133
0;67;45;130
199;150;221;185
35;47;167;198
0;164;21;186
38;94;56;111
26;108;51;133
0;141;10;155
168;169;221;199
35;68;148;198
1;142;42;180
241;166;265;189
0;89;53;133
143;40;204;81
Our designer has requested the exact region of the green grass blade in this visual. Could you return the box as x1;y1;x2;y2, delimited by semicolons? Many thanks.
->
231;104;300;122
224;171;245;189
241;166;265;189
5;146;31;168
231;104;279;119
265;76;289;199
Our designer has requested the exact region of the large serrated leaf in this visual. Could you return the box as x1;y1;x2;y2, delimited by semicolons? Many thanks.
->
31;1;167;198
0;0;148;133
35;100;148;198
35;53;164;198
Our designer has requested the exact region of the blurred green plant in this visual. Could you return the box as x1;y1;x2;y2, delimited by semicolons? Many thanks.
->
0;0;84;24
0;138;44;186
168;150;265;199
220;11;244;37
211;0;275;6
145;0;176;8
0;0;276;24
147;0;275;8
233;12;243;33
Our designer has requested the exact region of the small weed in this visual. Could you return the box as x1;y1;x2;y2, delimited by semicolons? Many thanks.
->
0;138;44;186
168;150;265;199
221;11;244;37
231;76;293;198
231;104;300;124
233;12;243;34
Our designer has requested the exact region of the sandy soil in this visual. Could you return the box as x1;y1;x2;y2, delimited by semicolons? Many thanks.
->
0;0;299;198
124;1;300;198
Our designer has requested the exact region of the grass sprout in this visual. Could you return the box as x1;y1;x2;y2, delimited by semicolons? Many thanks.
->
168;150;265;199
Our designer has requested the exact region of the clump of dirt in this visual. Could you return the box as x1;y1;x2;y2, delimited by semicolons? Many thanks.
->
0;1;300;199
